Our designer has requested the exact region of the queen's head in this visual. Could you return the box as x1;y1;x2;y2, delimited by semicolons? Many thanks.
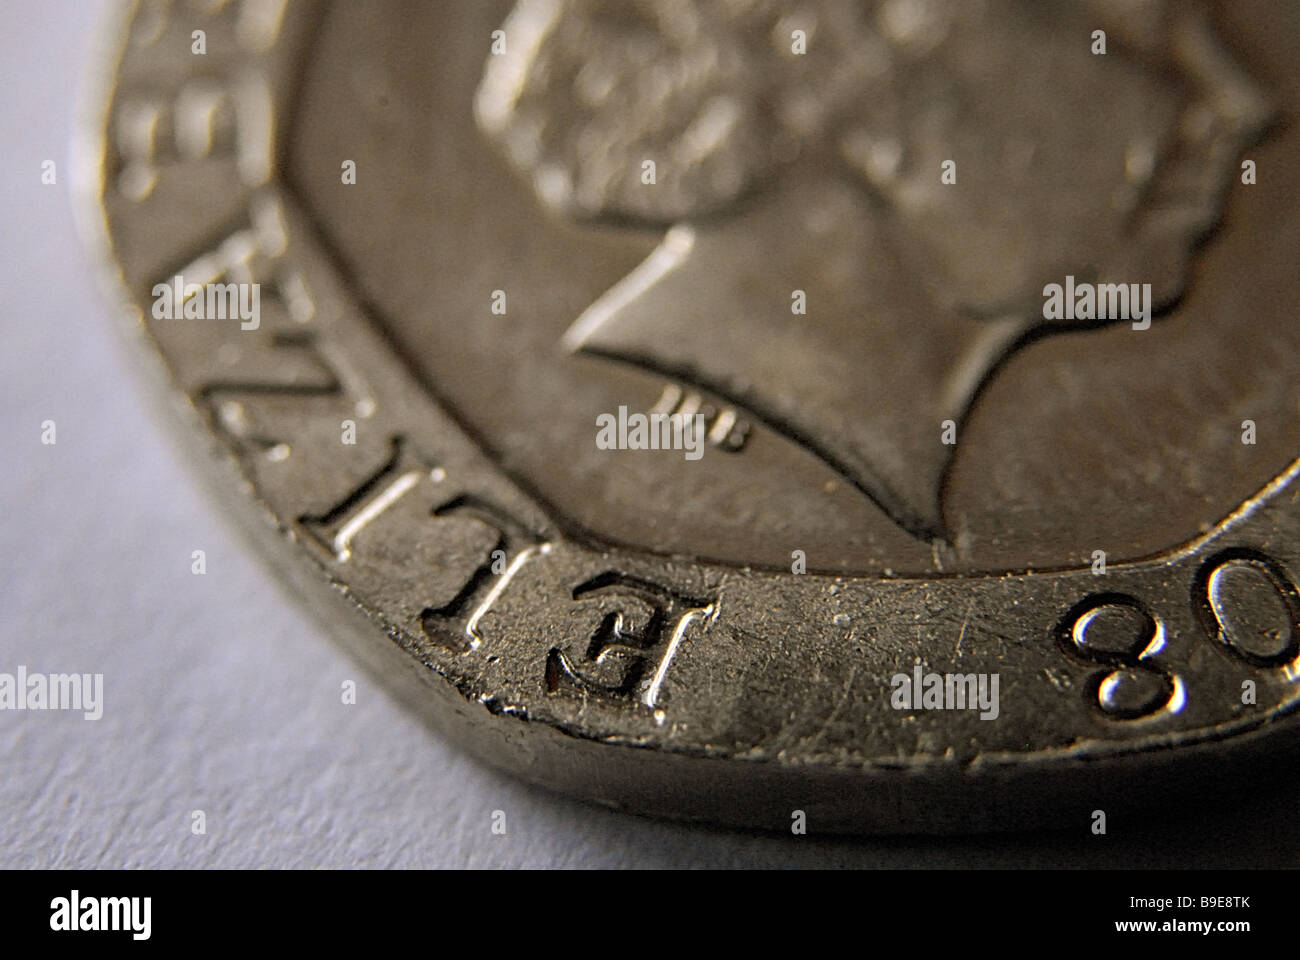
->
477;0;1272;539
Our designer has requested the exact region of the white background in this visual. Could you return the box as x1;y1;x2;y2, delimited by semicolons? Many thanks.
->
1;0;1296;868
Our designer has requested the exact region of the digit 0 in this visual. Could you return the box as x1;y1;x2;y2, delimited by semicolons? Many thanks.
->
1193;549;1300;667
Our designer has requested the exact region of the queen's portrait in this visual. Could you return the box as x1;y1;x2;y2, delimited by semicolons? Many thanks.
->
476;0;1271;539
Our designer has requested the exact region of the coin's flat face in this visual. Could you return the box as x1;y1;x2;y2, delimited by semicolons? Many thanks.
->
79;0;1300;831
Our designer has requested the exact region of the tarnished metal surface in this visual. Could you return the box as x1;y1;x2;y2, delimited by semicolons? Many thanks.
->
77;0;1300;831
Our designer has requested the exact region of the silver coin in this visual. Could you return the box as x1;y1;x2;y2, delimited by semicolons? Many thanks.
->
76;0;1300;832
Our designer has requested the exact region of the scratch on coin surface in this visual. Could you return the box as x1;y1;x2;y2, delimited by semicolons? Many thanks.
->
955;597;975;659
